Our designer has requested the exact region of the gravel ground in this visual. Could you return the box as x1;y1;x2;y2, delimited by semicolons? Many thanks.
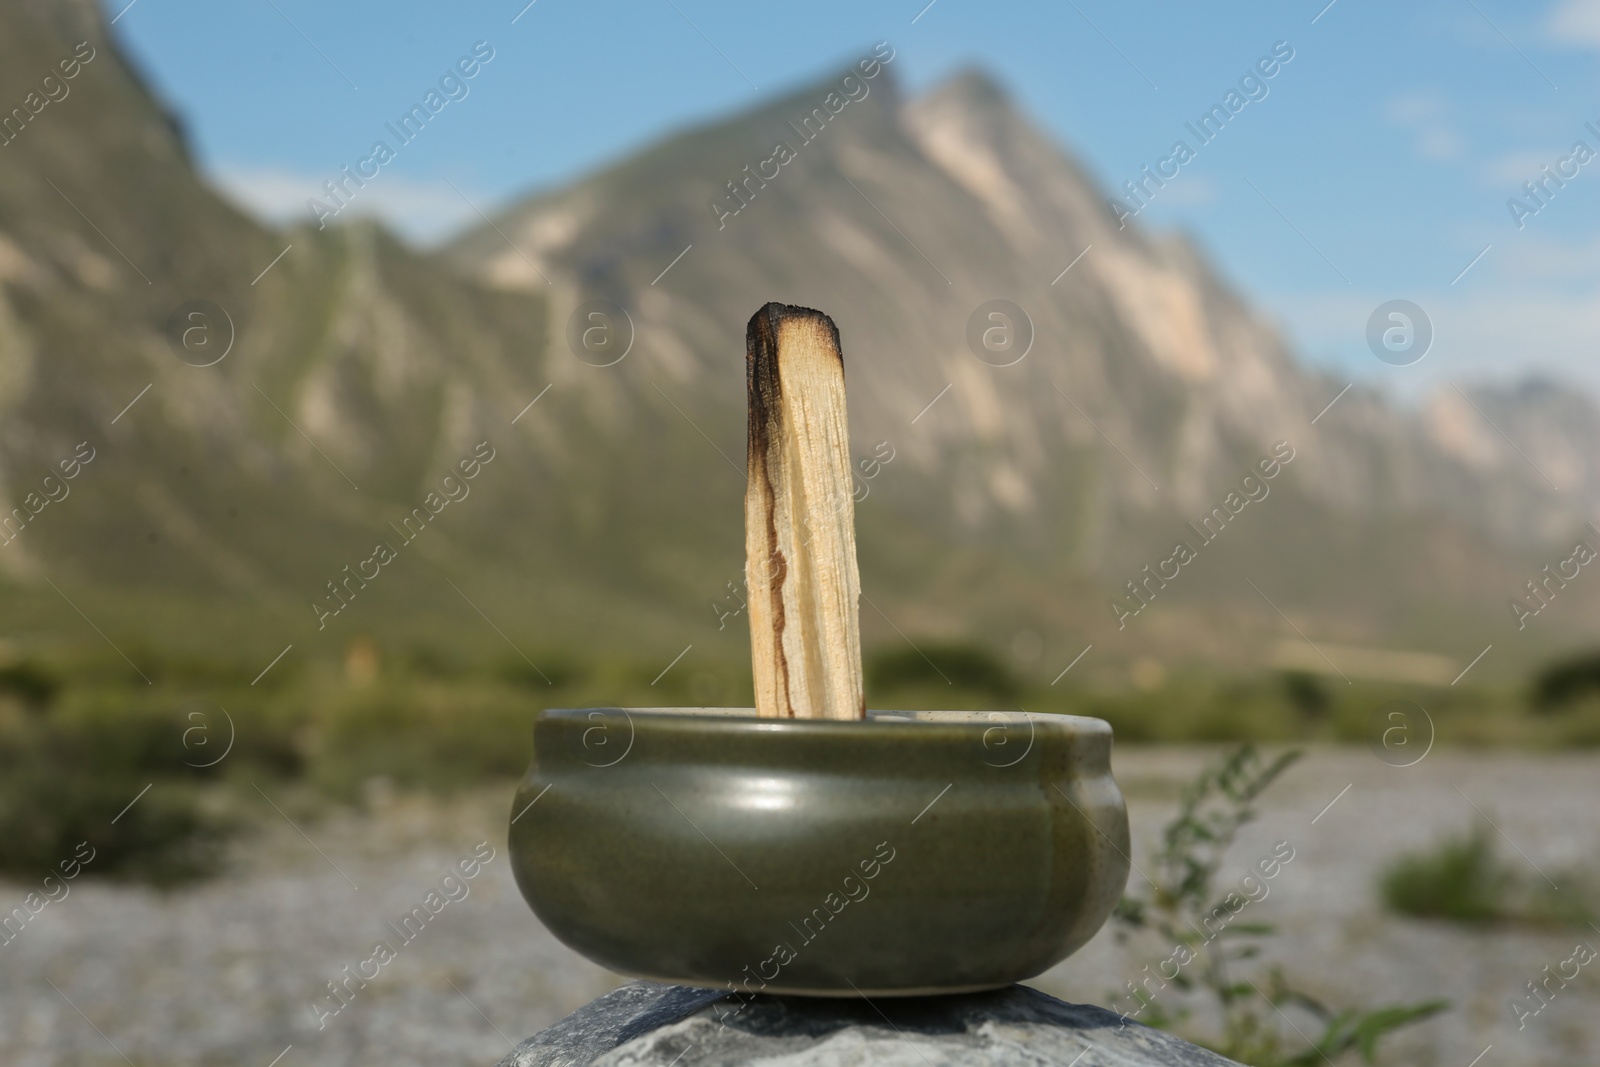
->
1;747;1595;1067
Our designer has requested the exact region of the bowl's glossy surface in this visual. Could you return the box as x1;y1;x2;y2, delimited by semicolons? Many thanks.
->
508;708;1130;995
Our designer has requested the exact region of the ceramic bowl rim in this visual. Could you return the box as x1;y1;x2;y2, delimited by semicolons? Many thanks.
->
539;706;1113;735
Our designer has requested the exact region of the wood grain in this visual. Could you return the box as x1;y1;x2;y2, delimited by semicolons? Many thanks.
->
744;302;865;720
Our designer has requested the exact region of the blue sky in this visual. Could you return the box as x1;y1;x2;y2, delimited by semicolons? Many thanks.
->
108;0;1600;397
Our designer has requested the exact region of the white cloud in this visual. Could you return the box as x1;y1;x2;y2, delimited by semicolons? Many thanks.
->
1384;92;1445;126
1547;0;1600;49
1384;90;1465;162
1157;174;1216;207
1416;128;1465;162
1273;278;1600;401
1427;290;1600;382
1496;234;1600;281
205;163;483;246
1481;150;1553;187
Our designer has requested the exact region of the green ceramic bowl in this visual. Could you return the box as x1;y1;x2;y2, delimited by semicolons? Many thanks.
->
508;708;1129;996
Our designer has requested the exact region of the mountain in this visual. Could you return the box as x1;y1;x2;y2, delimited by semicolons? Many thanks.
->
0;0;719;670
445;58;1600;675
2;1;1597;688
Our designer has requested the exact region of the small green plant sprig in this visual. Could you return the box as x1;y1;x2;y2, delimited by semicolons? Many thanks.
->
1112;745;1447;1065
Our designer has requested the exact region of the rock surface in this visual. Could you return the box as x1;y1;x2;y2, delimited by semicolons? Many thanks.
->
496;981;1243;1066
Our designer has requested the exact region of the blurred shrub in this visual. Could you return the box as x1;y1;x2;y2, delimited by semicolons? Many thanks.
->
47;688;196;776
1080;677;1304;744
867;642;1020;706
1544;698;1600;745
1380;823;1591;926
308;679;536;797
1280;670;1329;719
0;690;237;885
493;654;581;690
0;770;234;887
0;658;61;709
1379;825;1508;923
1531;650;1600;711
406;644;470;680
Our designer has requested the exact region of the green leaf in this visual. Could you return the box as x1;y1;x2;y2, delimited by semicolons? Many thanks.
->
1351;1000;1450;1062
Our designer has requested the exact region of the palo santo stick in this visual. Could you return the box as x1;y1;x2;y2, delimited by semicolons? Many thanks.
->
745;303;865;720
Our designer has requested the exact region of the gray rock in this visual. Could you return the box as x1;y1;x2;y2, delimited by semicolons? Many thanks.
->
496;982;1244;1066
